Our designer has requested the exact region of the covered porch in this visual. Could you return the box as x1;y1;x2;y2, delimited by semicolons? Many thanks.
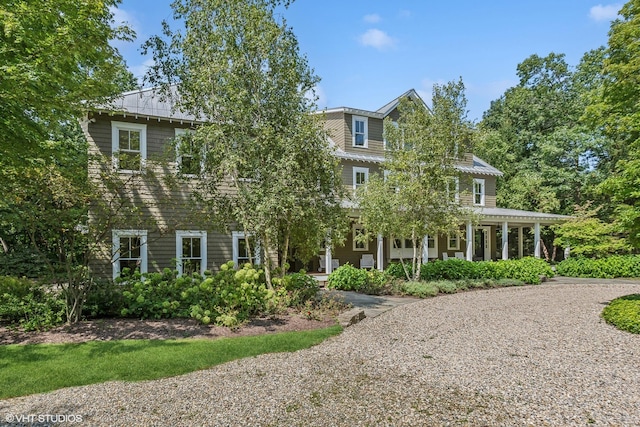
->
317;208;570;274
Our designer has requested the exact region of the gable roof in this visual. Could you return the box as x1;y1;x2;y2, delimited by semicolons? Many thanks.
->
375;88;428;117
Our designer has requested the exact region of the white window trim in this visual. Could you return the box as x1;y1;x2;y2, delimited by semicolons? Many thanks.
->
353;166;369;190
352;115;368;148
176;230;207;276
447;233;460;251
111;121;147;172
352;224;369;251
175;128;203;177
473;178;486;206
112;229;148;279
232;231;261;267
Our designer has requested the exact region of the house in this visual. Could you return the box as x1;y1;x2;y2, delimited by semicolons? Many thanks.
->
83;88;568;279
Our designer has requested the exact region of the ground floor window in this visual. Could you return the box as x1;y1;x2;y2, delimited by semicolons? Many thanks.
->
233;231;260;266
112;230;147;279
352;224;368;251
447;233;460;250
176;231;207;275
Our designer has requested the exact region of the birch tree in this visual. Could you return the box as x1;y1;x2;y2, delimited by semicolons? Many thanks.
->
357;80;474;280
144;0;347;286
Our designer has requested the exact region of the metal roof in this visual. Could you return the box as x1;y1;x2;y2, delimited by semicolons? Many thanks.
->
97;87;204;122
474;207;571;224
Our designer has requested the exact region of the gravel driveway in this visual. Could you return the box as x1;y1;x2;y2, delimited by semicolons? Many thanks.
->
1;282;639;426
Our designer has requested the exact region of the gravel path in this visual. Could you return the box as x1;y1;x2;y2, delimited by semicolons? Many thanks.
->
2;282;639;426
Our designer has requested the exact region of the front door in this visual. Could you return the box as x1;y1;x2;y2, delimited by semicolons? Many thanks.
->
474;227;492;261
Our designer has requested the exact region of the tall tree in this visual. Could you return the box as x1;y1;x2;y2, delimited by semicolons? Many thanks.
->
144;0;347;286
586;0;640;244
478;52;608;215
357;80;474;280
0;0;135;162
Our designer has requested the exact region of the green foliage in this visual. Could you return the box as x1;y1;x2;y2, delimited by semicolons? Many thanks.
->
0;276;65;331
419;257;553;284
83;280;127;318
602;294;640;334
0;247;48;278
0;326;343;399
0;0;135;163
357;81;474;280
276;271;320;307
144;0;348;285
402;281;439;298
552;205;632;257
326;264;370;292
556;255;640;278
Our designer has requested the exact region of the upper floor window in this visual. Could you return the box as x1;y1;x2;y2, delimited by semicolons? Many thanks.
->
352;224;368;251
353;166;369;190
352;116;368;148
176;231;207;276
112;122;147;172
112;229;147;279
473;178;485;206
175;128;201;177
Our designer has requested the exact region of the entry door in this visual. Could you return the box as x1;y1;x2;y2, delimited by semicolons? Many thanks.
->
474;227;492;261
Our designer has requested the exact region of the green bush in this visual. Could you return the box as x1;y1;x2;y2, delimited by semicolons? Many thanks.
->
419;257;553;285
83;280;127;318
557;255;640;278
385;263;410;279
0;276;65;331
0;248;49;278
602;294;640;334
276;271;319;307
402;281;439;298
327;264;369;291
359;269;393;295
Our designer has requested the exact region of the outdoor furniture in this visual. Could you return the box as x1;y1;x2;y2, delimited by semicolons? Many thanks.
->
455;252;465;260
360;254;375;269
442;252;449;260
318;255;339;272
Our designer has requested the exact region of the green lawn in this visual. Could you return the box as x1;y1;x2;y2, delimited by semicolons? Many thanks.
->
0;325;342;399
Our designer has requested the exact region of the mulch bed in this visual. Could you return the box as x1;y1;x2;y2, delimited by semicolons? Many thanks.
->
0;312;337;345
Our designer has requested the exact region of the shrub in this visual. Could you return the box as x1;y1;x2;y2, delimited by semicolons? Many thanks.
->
359;269;393;295
419;257;552;284
602;294;640;334
327;264;369;291
402;281;439;298
420;259;482;281
278;271;319;307
432;280;461;294
385;263;410;280
487;257;554;284
557;255;640;278
0;276;65;331
83;280;127;318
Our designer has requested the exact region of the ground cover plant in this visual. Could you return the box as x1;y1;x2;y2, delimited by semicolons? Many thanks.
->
0;325;342;399
602;294;640;334
556;255;640;278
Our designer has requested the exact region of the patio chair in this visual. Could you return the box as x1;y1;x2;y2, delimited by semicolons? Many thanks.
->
360;254;375;269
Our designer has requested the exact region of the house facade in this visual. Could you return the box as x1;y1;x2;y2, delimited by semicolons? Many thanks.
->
84;88;568;279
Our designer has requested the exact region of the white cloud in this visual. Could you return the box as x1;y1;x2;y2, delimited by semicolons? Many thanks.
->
129;58;155;85
363;14;381;23
305;84;328;109
359;29;397;51
589;4;622;22
109;6;140;33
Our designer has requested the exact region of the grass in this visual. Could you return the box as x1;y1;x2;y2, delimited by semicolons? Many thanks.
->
0;325;342;400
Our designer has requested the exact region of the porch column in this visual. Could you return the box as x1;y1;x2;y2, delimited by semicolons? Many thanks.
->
377;234;384;272
325;237;333;274
534;222;541;259
502;221;509;260
466;221;473;261
518;227;523;259
422;236;429;265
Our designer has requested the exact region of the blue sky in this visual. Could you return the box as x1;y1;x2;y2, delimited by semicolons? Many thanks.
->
111;0;622;122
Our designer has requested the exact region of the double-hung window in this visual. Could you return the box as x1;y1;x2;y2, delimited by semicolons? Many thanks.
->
473;178;485;206
175;128;201;176
112;230;147;279
176;231;207;275
112;122;147;172
352;224;368;251
232;232;260;267
353;167;369;190
447;234;460;250
352;116;368;148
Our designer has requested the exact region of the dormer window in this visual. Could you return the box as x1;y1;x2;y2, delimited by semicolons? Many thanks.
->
352;116;368;148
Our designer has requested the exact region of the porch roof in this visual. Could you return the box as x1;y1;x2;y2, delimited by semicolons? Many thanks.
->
474;207;571;225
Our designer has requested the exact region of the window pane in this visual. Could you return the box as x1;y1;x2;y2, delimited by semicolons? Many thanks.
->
182;238;192;258
238;239;248;258
355;134;364;145
119;130;129;150
428;237;435;248
130;237;141;258
129;131;140;150
405;239;413;248
120;152;141;171
191;238;201;258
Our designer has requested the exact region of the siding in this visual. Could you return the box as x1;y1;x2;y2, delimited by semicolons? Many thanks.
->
323;111;346;150
343;114;385;157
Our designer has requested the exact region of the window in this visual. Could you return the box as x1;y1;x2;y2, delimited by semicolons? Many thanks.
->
447;234;460;250
352;224;368;251
112;122;147;172
232;232;260;267
473;178;485;206
175;128;201;176
352;116;368;148
112;230;147;279
176;231;207;275
353;167;369;190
